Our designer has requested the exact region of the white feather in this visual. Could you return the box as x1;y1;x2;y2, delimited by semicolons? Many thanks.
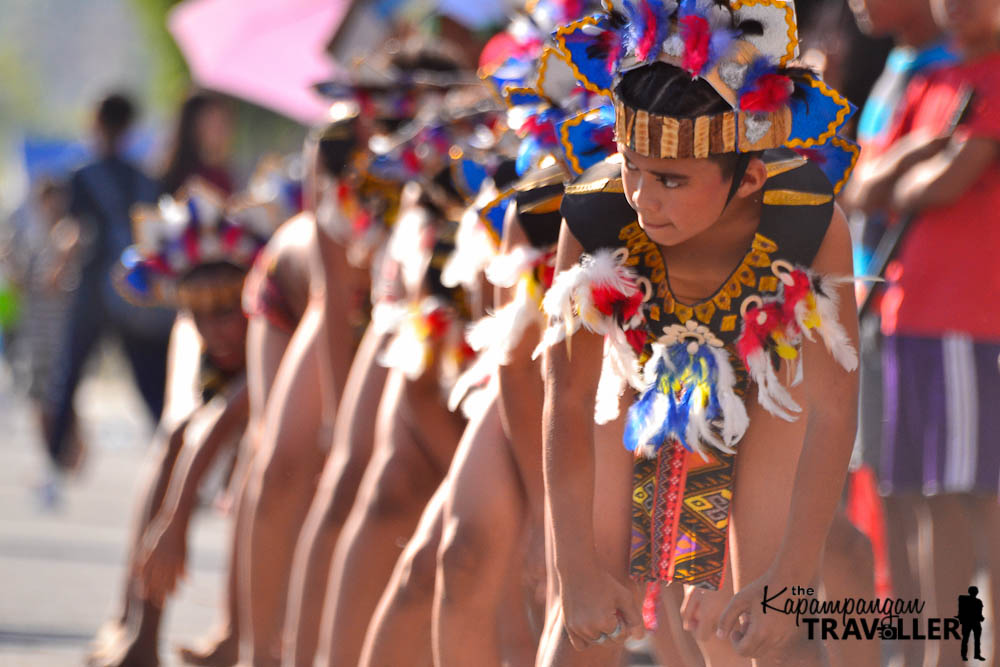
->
371;301;408;336
378;321;430;380
709;346;749;449
814;275;859;372
442;204;498;290
448;283;539;411
485;246;545;288
595;347;627;424
388;205;431;290
745;348;800;421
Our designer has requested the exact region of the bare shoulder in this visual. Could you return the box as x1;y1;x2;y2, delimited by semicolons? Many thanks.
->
555;218;586;272
810;204;853;276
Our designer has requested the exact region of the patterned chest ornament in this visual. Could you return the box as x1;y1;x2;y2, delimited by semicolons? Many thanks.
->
536;248;859;457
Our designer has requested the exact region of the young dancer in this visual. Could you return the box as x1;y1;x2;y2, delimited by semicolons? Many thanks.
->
89;183;272;667
535;2;862;664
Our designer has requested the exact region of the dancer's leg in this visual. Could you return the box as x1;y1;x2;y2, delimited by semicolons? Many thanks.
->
241;306;327;666
320;369;463;667
359;484;447;667
432;397;523;666
282;325;387;667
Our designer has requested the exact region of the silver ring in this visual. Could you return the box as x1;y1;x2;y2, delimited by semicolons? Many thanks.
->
607;619;623;640
593;633;608;645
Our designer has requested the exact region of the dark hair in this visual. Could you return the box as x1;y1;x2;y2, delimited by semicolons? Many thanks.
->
96;93;136;144
617;62;731;119
616;62;755;176
161;91;228;195
314;119;358;178
180;261;247;286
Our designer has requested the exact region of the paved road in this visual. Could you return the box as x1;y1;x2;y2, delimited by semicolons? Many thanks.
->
0;355;230;667
0;349;662;667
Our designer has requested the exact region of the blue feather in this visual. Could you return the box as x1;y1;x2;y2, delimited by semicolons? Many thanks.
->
708;27;738;69
622;0;645;55
738;56;777;98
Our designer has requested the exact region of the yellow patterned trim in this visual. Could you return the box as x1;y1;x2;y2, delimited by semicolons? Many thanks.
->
662;117;680;158
521;193;563;214
554;16;615;97
500;84;540;110
634;110;650;155
534;46;562;104
559;109;597;176
730;0;799;66
478;187;518;247
784;75;853;149
762;189;833;206
564;175;625;195
830;135;861;195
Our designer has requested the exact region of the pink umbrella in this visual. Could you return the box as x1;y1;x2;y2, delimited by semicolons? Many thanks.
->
168;0;348;125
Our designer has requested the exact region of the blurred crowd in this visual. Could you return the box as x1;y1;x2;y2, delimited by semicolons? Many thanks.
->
0;0;998;666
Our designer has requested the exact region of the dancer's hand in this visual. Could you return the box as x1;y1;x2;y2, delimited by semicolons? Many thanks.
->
137;520;187;605
558;565;643;651
716;570;801;658
681;582;733;643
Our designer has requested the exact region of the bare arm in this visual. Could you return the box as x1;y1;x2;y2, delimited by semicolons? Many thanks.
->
771;205;860;583
892;135;1000;214
841;130;947;215
543;220;642;649
138;379;250;602
718;206;860;655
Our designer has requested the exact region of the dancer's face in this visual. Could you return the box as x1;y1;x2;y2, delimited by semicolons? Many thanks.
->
620;146;759;247
187;293;249;372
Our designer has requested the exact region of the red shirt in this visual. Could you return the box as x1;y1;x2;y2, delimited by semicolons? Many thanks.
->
880;53;1000;341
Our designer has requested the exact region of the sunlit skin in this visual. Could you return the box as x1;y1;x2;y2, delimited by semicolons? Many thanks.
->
88;307;249;667
540;136;860;666
189;294;250;374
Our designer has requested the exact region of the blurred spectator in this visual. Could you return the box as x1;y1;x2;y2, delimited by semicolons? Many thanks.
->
847;0;1000;663
19;180;90;476
160;91;235;196
45;92;174;480
840;5;957;662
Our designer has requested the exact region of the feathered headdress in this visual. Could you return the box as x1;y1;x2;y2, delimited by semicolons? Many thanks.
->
555;0;859;191
117;181;276;308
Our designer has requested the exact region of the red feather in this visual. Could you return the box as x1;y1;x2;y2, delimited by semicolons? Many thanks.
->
590;281;643;322
424;308;451;339
680;14;711;75
402;147;421;175
735;302;783;363
625;328;647;354
739;74;792;112
221;225;243;250
636;1;659;61
779;270;812;321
